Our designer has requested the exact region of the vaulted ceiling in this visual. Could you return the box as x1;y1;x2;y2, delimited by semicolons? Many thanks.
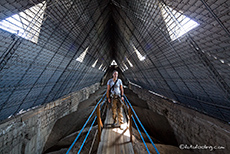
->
0;0;229;122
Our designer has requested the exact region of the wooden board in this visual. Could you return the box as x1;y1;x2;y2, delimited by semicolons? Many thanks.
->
97;107;134;154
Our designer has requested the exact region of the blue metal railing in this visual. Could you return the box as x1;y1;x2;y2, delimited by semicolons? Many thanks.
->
66;93;106;154
124;95;160;154
132;115;151;154
77;98;106;154
66;92;160;154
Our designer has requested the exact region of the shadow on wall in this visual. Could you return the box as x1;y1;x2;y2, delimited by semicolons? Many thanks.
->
42;106;95;153
125;88;178;146
42;87;106;153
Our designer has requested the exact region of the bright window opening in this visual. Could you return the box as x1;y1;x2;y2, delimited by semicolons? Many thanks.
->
161;3;199;41
102;66;107;72
123;63;128;70
92;59;98;67
110;60;118;66
98;64;103;70
132;44;146;61
126;58;133;67
120;66;125;72
0;1;46;43
76;47;89;62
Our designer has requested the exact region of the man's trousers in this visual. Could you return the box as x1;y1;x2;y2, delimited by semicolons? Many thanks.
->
112;98;123;124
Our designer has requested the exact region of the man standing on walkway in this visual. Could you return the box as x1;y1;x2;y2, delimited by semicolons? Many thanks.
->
107;70;124;127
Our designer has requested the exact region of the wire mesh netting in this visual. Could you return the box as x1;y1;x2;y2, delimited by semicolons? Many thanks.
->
0;0;112;121
112;0;230;122
0;0;229;122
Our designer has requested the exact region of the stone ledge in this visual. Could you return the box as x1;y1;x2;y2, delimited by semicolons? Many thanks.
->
0;82;100;154
128;83;230;154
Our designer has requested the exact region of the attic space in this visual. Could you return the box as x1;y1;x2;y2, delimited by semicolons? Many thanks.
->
0;0;230;135
0;0;230;153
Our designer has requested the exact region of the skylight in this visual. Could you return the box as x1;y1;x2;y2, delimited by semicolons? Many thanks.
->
98;64;103;70
76;47;89;62
111;60;118;66
102;66;107;72
0;1;46;43
92;59;98;67
126;58;133;67
161;3;199;41
120;66;125;72
132;44;146;61
123;63;128;70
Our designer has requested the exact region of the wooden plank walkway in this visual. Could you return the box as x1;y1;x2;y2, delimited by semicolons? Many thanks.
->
97;107;134;154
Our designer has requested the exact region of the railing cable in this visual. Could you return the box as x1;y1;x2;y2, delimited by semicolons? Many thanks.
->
132;115;151;154
124;95;160;154
77;97;106;154
66;93;106;154
77;116;97;154
89;100;107;154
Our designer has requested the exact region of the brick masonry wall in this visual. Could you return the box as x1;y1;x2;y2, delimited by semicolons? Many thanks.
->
129;83;230;154
0;83;100;154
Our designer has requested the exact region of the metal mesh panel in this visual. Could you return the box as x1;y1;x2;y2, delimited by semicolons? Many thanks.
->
0;0;229;123
0;0;111;121
112;0;230;122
